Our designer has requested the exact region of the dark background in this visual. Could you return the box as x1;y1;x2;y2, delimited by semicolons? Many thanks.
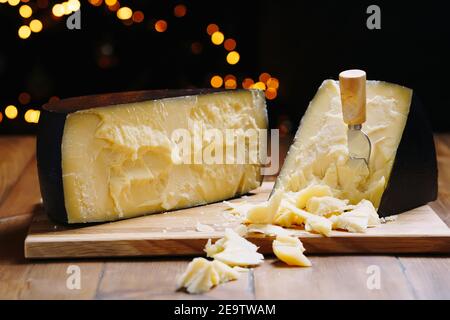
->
1;0;449;135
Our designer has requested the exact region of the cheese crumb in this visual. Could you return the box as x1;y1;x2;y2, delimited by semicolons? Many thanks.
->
272;235;312;267
204;228;264;267
330;199;380;233
176;257;240;294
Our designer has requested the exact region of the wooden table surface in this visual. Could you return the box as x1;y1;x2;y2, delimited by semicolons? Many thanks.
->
0;135;449;300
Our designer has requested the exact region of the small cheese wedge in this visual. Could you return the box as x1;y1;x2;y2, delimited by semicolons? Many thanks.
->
330;199;380;233
281;201;332;236
306;196;349;217
272;235;311;267
176;257;240;294
204;228;264;266
245;190;283;224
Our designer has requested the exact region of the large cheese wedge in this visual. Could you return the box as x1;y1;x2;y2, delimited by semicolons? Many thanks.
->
37;89;268;223
274;80;437;216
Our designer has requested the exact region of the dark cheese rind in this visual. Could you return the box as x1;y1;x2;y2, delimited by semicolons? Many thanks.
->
37;110;68;224
377;93;438;217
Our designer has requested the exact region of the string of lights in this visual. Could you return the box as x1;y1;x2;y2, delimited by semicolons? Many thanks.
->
0;0;280;127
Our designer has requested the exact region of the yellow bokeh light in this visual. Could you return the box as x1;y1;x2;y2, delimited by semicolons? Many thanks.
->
30;19;43;33
211;31;224;45
210;75;223;88
67;0;80;12
5;105;18;119
0;0;8;3
24;109;40;123
251;82;266;91
105;0;117;6
18;25;31;39
225;79;237;89
226;51;240;65
155;20;167;32
265;88;277;100
267;77;279;89
19;5;32;18
8;0;20;6
117;7;132;20
52;4;64;17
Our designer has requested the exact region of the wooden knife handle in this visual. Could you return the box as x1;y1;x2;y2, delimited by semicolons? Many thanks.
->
339;69;367;125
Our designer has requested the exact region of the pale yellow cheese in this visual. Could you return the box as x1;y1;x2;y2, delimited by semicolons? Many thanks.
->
272;235;311;267
61;90;267;223
204;228;264;266
306;196;349;217
245;190;283;224
287;185;333;209
330;199;380;233
274;80;412;208
176;257;240;294
281;201;332;236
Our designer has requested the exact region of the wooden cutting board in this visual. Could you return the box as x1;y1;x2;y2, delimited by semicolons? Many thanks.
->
24;182;450;258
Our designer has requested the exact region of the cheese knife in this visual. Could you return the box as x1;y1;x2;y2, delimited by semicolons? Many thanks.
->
339;69;371;170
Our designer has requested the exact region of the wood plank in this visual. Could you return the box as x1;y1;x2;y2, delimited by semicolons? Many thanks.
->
15;262;103;299
0;158;41;220
95;260;254;299
24;182;450;258
254;257;416;299
398;256;450;299
0;136;35;204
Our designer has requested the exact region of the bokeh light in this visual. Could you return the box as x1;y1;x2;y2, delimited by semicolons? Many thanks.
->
211;31;224;45
18;92;31;105
5;105;18;119
19;5;32;18
117;7;132;20
155;20;168;32
210;75;223;88
224;38;236;51
206;23;219;35
18;25;31;39
88;0;103;6
259;72;271;83
8;0;20;6
267;77;279;89
52;4;64;17
174;4;187;17
251;82;266;91
226;51;240;65
30;19;43;33
132;11;144;23
224;78;237;89
265;88;277;100
242;78;254;89
24;109;40;123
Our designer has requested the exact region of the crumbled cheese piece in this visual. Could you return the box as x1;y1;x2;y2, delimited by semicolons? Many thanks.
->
282;201;332;236
176;258;240;294
247;224;294;237
204;228;264;267
330;199;380;233
287;185;333;209
196;222;215;232
245;190;283;224
272;235;311;267
306;196;350;217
